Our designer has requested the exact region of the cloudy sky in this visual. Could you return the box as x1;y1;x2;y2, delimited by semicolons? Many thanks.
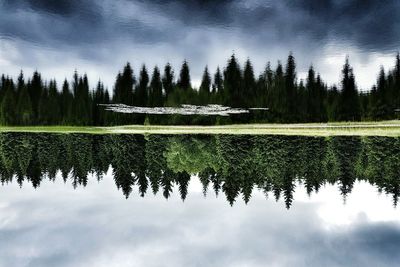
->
0;173;400;267
0;0;399;90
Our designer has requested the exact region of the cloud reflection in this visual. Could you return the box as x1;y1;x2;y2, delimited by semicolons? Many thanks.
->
0;175;399;267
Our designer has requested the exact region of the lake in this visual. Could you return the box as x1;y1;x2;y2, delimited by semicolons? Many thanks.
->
0;133;399;266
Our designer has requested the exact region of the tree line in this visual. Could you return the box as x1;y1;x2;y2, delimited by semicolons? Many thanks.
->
1;53;399;125
1;133;399;208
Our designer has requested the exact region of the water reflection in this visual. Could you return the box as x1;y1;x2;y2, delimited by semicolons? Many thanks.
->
0;133;398;208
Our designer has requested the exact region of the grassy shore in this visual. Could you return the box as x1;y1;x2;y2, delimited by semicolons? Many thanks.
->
0;120;400;136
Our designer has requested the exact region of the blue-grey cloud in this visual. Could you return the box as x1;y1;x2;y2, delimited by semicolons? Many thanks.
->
1;0;399;49
0;0;399;89
0;177;400;267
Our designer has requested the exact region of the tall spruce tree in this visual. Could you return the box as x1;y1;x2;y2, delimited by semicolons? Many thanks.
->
1;81;16;125
243;59;256;106
162;63;174;97
224;54;242;107
136;65;149;106
47;80;61;124
200;66;211;97
113;63;135;105
60;80;72;124
178;60;191;91
28;71;43;123
149;67;163;107
338;58;360;121
16;83;33;125
213;67;223;105
285;53;297;121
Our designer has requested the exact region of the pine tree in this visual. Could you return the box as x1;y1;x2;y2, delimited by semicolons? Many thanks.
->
162;63;174;97
149;66;163;107
28;71;43;123
224;54;242;107
16;71;25;97
338;58;360;121
269;61;285;121
47;80;61;124
394;53;400;112
285;53;297;121
60;80;73;124
1;82;16;125
199;66;211;104
178;60;191;91
113;63;135;105
136;65;149;107
16;84;33;125
212;67;223;95
38;85;49;125
243;59;256;106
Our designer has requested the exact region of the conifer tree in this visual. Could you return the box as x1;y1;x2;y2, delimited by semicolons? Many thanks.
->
1;82;16;125
28;71;43;123
113;63;135;105
212;67;223;95
38;85;49;125
338;58;360;121
149;67;163;107
224;54;242;107
178;60;191;91
47;80;61;124
60;80;73;124
162;63;174;97
200;67;211;94
16;83;33;125
243;59;256;106
136;65;149;107
285;53;297;121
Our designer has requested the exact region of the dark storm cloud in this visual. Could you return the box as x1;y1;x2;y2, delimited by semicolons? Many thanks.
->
1;0;399;50
0;0;399;89
1;179;400;267
286;0;400;51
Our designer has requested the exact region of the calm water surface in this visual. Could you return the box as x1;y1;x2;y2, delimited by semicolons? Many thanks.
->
0;133;399;267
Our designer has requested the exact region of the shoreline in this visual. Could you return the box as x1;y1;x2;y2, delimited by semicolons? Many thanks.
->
0;121;399;136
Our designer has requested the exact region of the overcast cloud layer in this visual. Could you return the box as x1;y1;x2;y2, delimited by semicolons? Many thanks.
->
0;0;400;89
0;174;400;267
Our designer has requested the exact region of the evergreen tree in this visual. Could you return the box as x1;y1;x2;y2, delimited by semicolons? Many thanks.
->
93;81;108;125
338;58;360;121
1;81;16;125
162;63;174;97
60;80;73;124
113;63;135;105
16;71;25;97
177;60;191;91
213;67;223;95
285;53;297;121
38;85;49;125
47;80;61;124
268;61;285;121
16;83;33;125
28;71;43;123
199;66;211;104
149;67;163;107
394;53;400;112
136;65;149;107
243;59;256;106
224;54;242;107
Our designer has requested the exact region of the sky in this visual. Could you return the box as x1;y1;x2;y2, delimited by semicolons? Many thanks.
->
0;0;400;90
0;173;400;267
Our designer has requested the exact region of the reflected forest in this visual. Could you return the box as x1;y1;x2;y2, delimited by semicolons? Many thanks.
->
1;133;399;209
1;54;400;125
